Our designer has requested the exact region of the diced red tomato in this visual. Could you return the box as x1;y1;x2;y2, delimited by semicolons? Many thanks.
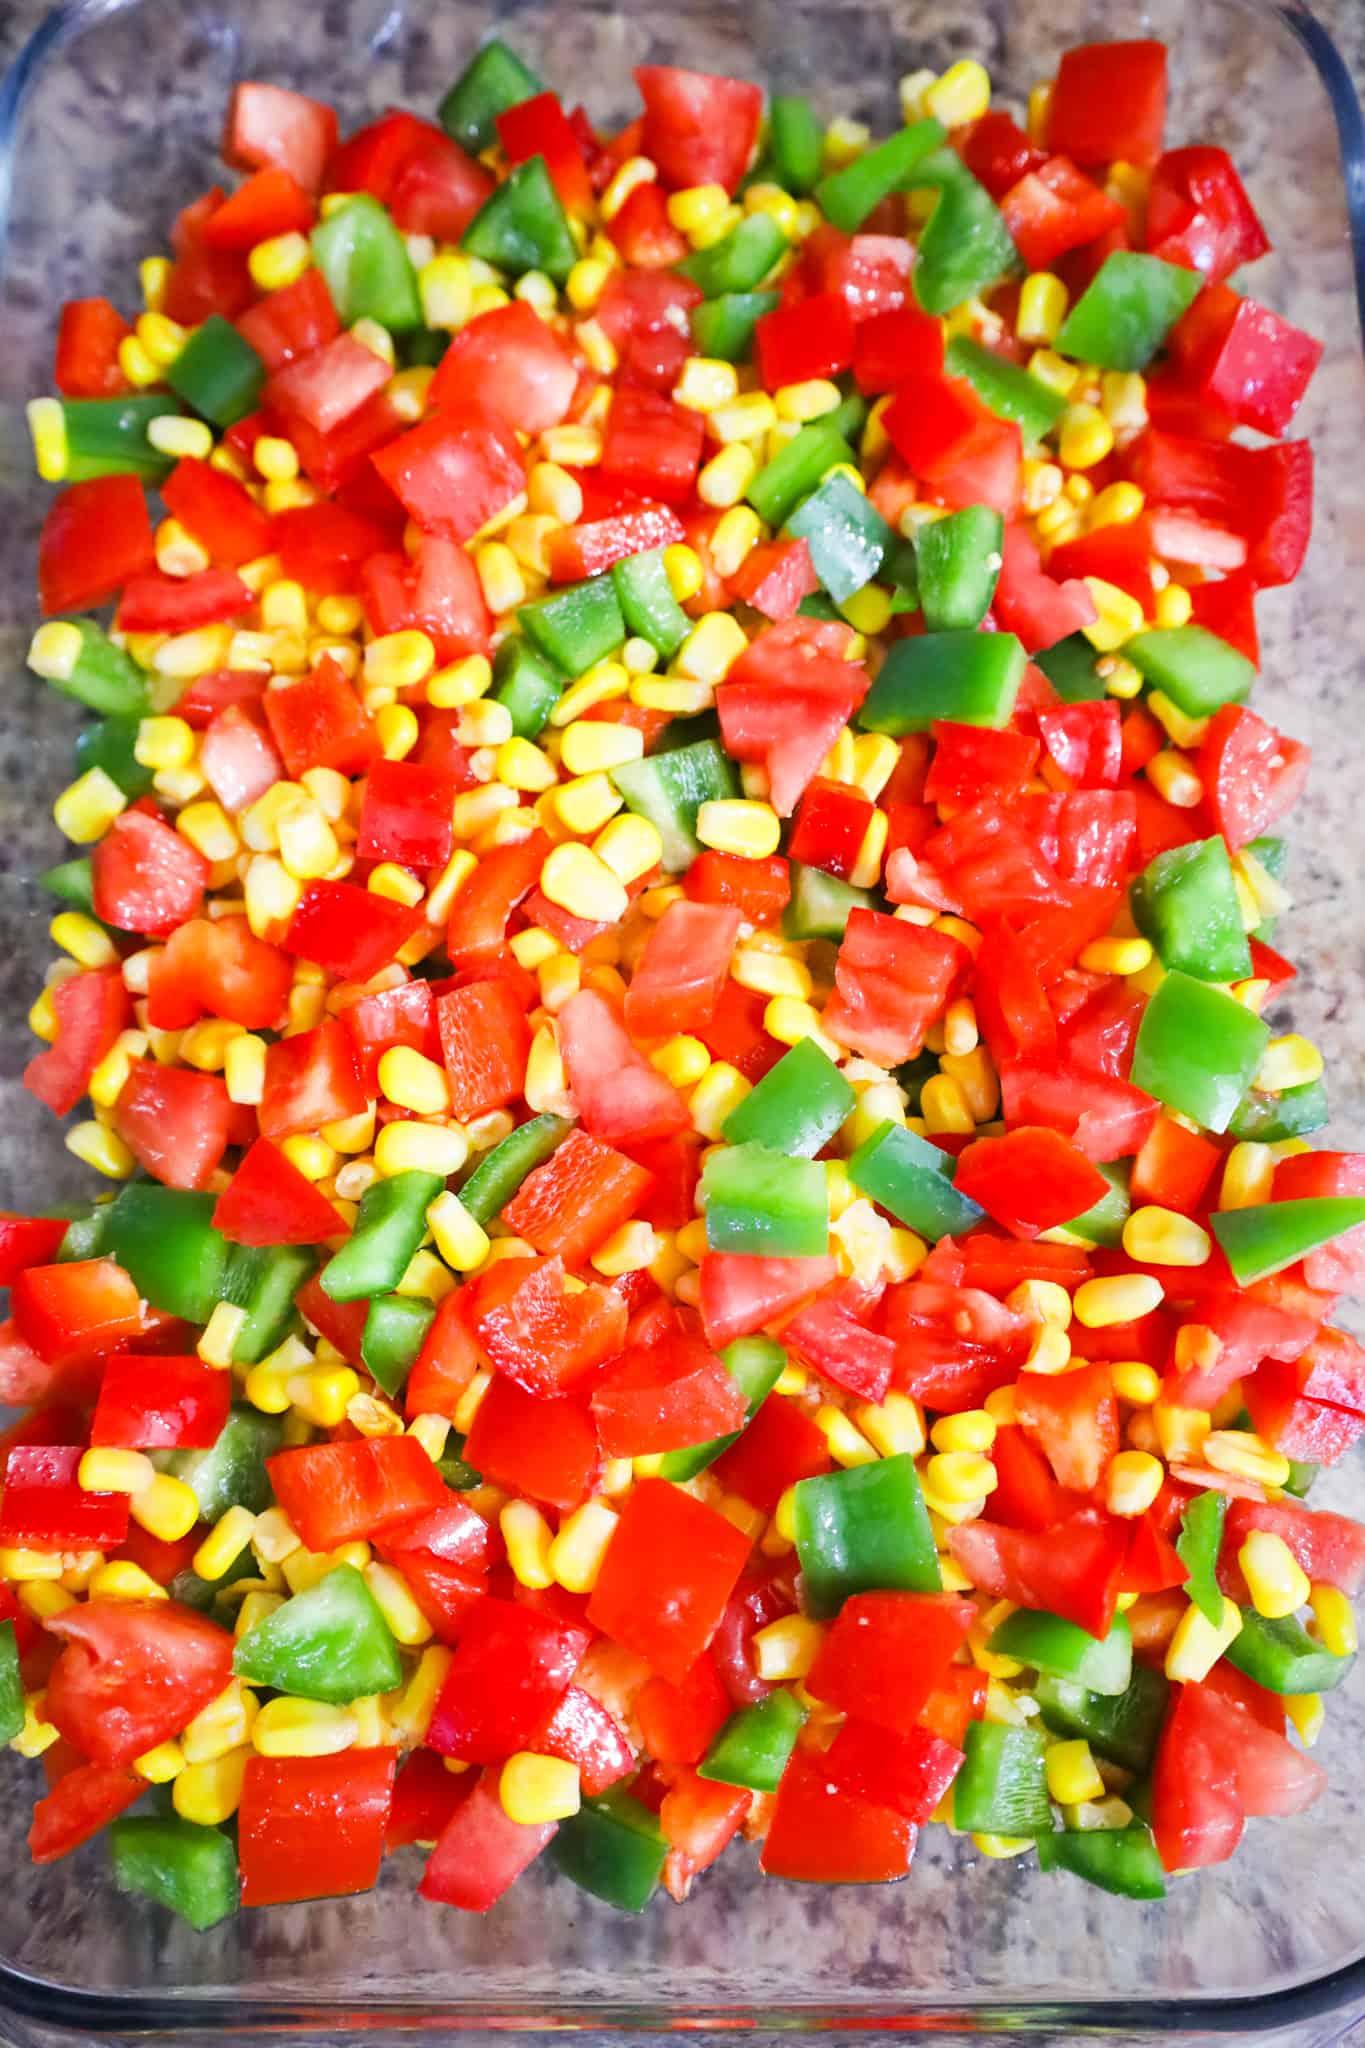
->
495;92;593;214
760;1750;917;1883
659;1768;751;1902
1047;41;1167;166
212;1137;343;1246
697;1253;837;1351
464;1374;600;1512
91;808;207;939
947;1511;1128;1637
114;1060;234;1191
236;266;339;373
258;1017;368;1140
557;986;690;1143
371;405;527;543
419;1764;556;1911
239;1750;395;1907
24;967;130;1119
38;476;154;616
90;1353;230;1450
223;81;338;192
44;1597;234;1767
28;1763;143;1865
623;899;742;1041
428;302;578;438
1146;146;1271;285
53;297;132;398
162;455;273;566
634;65;762;195
591;1335;746;1457
823;908;968;1066
599;386;706;505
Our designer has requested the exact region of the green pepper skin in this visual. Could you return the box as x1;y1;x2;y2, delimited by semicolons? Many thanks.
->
794;1455;940;1617
1037;1824;1166;1900
954;1723;1053;1836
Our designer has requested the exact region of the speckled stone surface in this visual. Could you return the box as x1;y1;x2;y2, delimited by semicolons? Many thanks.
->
0;2;1364;2044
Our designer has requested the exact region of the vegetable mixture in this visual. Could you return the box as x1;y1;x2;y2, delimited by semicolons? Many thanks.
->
3;29;1361;1929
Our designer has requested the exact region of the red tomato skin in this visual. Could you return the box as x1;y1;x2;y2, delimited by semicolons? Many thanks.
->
464;1373;601;1512
426;1597;590;1763
634;65;762;195
90;1353;231;1449
419;1765;557;1910
502;1128;654;1268
268;1437;448;1553
38;476;154;616
28;1763;143;1865
429;301;578;436
587;1478;753;1685
557;987;690;1143
760;1750;917;1883
24;968;131;1120
91;810;208;940
44;1598;235;1767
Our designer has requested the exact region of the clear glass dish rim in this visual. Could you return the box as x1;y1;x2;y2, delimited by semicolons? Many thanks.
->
1;0;1364;2033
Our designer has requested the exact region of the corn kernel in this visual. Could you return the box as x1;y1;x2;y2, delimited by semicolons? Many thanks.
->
425;1190;489;1273
674;357;740;416
925;58;991;127
64;1119;136;1179
1154;1401;1211;1465
1165;1592;1243;1683
1046;1739;1105;1806
548;662;630;727
560;720;643;776
1310;1583;1357;1658
1154;583;1193;630
53;766;127;844
651;1035;712;1090
540;841;629;923
775;378;841;425
1240;1530;1311;1621
753;1614;825;1681
707;391;778;445
1080;575;1145;654
920;1074;974;1137
364;629;436;694
173;1749;250;1825
501;1501;555;1589
1112;1361;1161;1405
1255;1033;1324;1094
689;1061;751;1140
932;1410;996;1455
550;773;624;837
695;799;781;860
78;1447;155;1495
816;1405;879;1468
1074;1273;1164;1328
1286;1692;1324;1746
589;813;661;887
590;1220;662;1278
1122;1206;1212;1269
376;1045;451;1117
250;1696;357;1758
547;1499;619;1594
676;612;748;687
540;424;602;468
500;1751;581;1825
524;1024;573;1117
1146;749;1204;809
666;184;733;242
926;1450;998;1504
1017;273;1068;347
1203;1429;1291;1490
1105;1449;1164;1518
764;996;842;1062
363;1559;432;1645
1099;369;1148;434
131;1473;200;1543
663;544;704;603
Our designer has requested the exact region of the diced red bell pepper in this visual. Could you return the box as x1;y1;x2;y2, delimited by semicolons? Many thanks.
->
998;1062;1157;1165
802;225;913;321
760;1749;917;1883
823;908;968;1066
428;300;578;437
284;879;421;982
1014;1360;1118;1493
463;1253;627;1398
446;831;550;964
115;567;252;635
954;1126;1108;1239
557;987;690;1143
634;64;762;196
1047;40;1167;166
431;978;529;1124
235;266;339;373
988;1423;1083;1533
1129;1114;1221;1215
1145;146;1270;285
11;1259;141;1372
463;1374;600;1512
502;1128;654;1268
590;1335;746;1457
957;111;1045;199
91;809;207;940
808;1592;974;1737
697;1253;836;1351
606;180;689;267
161;187;254;324
1000;156;1125;271
426;1597;589;1763
356;757;456;872
0;1219;68;1290
623;900;742;1041
883;370;1023;517
1048;519;1157;615
419;1764;556;1911
548;504;685;583
659;1768;751;1903
1170;283;1321;437
599;386;706;505
263;656;381;778
28;1762;143;1864
212;1137;341;1247
587;1477;753;1684
684;850;791;926
267;1436;446;1555
53;297;131;398
223;81;337;192
694;979;785;1081
924;723;1041;807
386;1748;469;1852
495;91;593;213
38;476;154;616
635;1653;731;1766
202;164;314;249
341;978;437;1094
787;778;875;882
257;1017;368;1141
824;1717;964;1825
239;1750;395;1907
755;292;856;391
162;455;273;566
949;1510;1128;1637
0;1444;130;1552
532;1684;635;1796
852;304;944;395
401;1292;482;1423
24;967;130;1120
371;405;526;543
114;1061;234;1191
90;1353;230;1451
711;1390;831;1515
781;1293;898;1405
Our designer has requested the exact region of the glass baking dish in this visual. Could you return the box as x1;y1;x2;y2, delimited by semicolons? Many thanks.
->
1;0;1364;2035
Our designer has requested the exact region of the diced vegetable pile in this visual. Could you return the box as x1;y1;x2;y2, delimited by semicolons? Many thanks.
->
3;29;1362;1928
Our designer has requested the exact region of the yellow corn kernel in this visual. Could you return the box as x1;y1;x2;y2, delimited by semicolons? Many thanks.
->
559;719;643;777
753;1614;825;1682
854;1392;926;1460
1239;1530;1311;1621
416;252;471;330
363;629;435;694
1112;1361;1161;1406
705;508;761;584
1146;749;1204;809
1077;936;1153;979
1154;583;1193;630
376;1045;451;1118
64;1120;136;1180
550;772;624;837
133;715;194;774
932;1410;996;1455
707;390;778;446
692;799;780;862
131;1473;201;1543
369;704;418;765
675;613;748;688
173;1749;250;1826
592;813;662;886
1105;1449;1164;1519
384;1644;453;1749
743;183;800;239
217;1032;267;1111
537;953;581;1012
918;1074;973;1138
591;1220;662;1277
491;736;554;795
129;1739;188;1787
1146;689;1208;753
1080;575;1145;654
251;441;300;490
1153;1401;1211;1466
674;357;741;416
1016;273;1068;347
1122;1206;1212;1269
1074;1273;1164;1328
1046;1739;1105;1806
0;1549;64;1583
27;394;72;481
764;997;842;1062
232;1593;282;1640
1203;1429;1291;1490
500;1751;581;1825
631;676;714;718
500;1500;554;1590
540;422;602;468
1020;1322;1072;1377
925;1450;998;1504
177;800;239;865
548;1499;619;1595
1100;369;1149;434
53;766;126;844
1087;483;1146;534
1285;1691;1324;1746
1029;348;1081;400
361;1559;431;1646
649;1036;711;1091
395;1248;456;1304
190;1506;258;1584
689;1061;751;1140
663;543;704;603
179;1682;259;1771
523;1023;572;1118
732;948;811;1002
244;225;311;290
1310;1583;1358;1658
250;1696;357;1758
665;183;734;243
424;1190;489;1274
540;842;629;923
274;796;338;883
1003;1279;1071;1330
1165;1592;1243;1683
27;986;58;1042
1255;1033;1324;1094
290;1364;362;1429
472;540;523;615
925;57;991;126
78;1448;156;1496
815;1405;879;1469
364;863;423;912
696;442;757;509
773;377;841;425
17;1581;77;1622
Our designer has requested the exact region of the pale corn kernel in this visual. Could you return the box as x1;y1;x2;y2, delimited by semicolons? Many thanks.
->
540;841;629;922
925;1450;998;1504
1100;369;1149;434
263;478;320;517
1165;1593;1243;1683
1106;1450;1164;1518
548;663;630;729
152;623;234;680
854;1392;926;1460
1154;1402;1212;1465
396;1247;457;1304
883;1227;927;1283
550;773;623;836
180;1018;247;1074
131;1473;200;1543
932;1410;996;1455
524;1023;573;1117
1021;459;1065;515
674;357;741;416
1029;348;1081;398
689;1061;751;1140
192;1507;258;1584
426;1190;490;1273
675;613;748;688
1286;1692;1325;1746
1074;1273;1164;1328
476;541;526;616
704;508;761;584
277;796;340;882
1017;273;1068;347
243;854;303;940
732;947;811;1000
512;270;557;320
154;514;212;576
924;57;991;126
451;1369;491;1437
224;1032;267;1105
696;441;757;509
78;1448;156;1496
707;394;778;451
116;334;160;387
1080;575;1145;653
418;254;473;330
49;911;116;971
1005;1279;1073;1329
1146;750;1204;809
1255;1033;1324;1093
54;767;126;844
1147;689;1209;751
366;863;424;910
1112;1361;1161;1405
631;676;714;717
541;424;602;468
197;1300;247;1369
920;1074;974;1137
663;544;705;604
696;799;781;860
1203;1429;1291;1489
1046;1738;1106;1806
0;1549;64;1583
1122;1206;1212;1269
753;1614;825;1682
1240;1530;1311;1620
250;1696;357;1758
773;377;841;425
817;1405;879;1468
1022;1323;1073;1376
362;1559;431;1646
764;997;842;1062
408;1414;450;1467
848;806;889;889
139;255;172;311
11;1696;60;1758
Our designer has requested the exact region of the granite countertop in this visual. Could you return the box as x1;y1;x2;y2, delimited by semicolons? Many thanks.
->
0;4;1363;2047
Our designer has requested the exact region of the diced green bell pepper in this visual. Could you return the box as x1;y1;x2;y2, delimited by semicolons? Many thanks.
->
746;419;856;528
59;395;177;482
657;1336;788;1483
39;857;97;914
786;471;893;604
1033;1666;1170;1775
171;1547;260;1610
611;737;738;870
678;213;788;297
519;574;624;676
438;1440;483;1491
1036;1823;1165;1900
1054;252;1202;372
1246;832;1286;943
464;155;578;282
798;591;844;622
1175;1490;1226;1625
611;548;691;659
782;862;873;941
321;1170;445;1302
362;1293;437;1397
815;119;945;233
1227;1078;1330;1143
1211;1198;1365;1285
722;1037;855;1157
438;37;543;153
701;1143;829;1257
76;716;154;799
988;1609;1133;1697
104;1184;229;1323
1224;1608;1354;1695
953;1723;1052;1836
1123;625;1255;718
689;290;781;364
1034;632;1110;703
1062;1158;1132;1249
943;335;1067;446
223;1242;315;1365
0;1622;23;1746
1285;1455;1319;1500
1130;836;1253;983
162;1404;283;1522
699;1688;806;1793
165;316;266;428
549;1787;668;1912
109;1816;239;1930
30;616;149;719
1129;970;1270;1135
794;1454;940;1617
59;1205;111;1262
233;1564;402;1702
847;1118;985;1241
768;96;823;194
884;534;921;614
492;634;567;737
910;150;1017;315
312;195;423;331
458;1114;572;1226
914;504;1004;632
397;327;449;369
859;629;1026;734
